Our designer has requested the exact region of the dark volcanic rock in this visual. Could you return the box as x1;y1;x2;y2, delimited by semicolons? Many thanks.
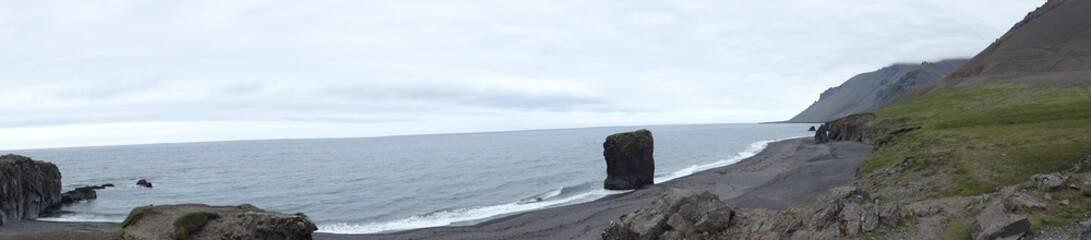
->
808;125;817;131
815;124;830;144
55;184;113;205
602;188;734;240
121;204;316;240
59;186;97;204
0;154;62;225
137;179;153;188
603;129;655;190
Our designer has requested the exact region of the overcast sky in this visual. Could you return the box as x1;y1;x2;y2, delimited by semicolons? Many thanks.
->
1;0;1044;150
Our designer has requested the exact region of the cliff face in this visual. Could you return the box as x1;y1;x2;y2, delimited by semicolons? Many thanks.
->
0;154;62;225
787;59;967;123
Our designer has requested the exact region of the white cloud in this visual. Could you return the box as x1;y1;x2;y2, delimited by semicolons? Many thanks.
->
0;0;1046;149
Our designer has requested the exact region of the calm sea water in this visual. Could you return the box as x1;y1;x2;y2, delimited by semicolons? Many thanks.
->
6;123;811;234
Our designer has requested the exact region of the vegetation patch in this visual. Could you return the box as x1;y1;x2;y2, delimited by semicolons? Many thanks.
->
121;205;154;228
173;211;220;240
862;84;1091;194
238;203;263;211
940;216;973;240
858;83;1091;224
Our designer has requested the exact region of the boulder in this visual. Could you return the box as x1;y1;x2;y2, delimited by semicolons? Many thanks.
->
603;188;734;240
972;204;1029;240
1081;218;1091;240
121;204;316;240
59;186;98;204
603;129;655;190
137;179;153;188
1031;173;1067;191
814;124;830;143
808;126;817;131
0;154;62;225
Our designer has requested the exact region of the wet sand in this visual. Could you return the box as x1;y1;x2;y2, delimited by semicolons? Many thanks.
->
0;138;872;240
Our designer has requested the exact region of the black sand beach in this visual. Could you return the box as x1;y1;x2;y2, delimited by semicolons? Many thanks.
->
0;138;872;240
320;138;872;240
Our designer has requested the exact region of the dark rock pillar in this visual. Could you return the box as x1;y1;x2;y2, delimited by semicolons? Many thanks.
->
603;129;655;190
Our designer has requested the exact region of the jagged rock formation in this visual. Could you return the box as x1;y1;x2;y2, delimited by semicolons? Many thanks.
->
788;59;967;123
120;204;317;240
0;154;62;225
603;129;655;190
602;188;734;240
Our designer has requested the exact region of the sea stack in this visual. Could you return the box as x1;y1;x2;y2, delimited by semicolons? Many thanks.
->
602;129;655;190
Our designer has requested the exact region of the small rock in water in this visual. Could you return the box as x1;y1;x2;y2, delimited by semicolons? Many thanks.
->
136;179;153;188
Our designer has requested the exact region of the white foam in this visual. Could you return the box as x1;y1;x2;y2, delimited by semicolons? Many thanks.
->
318;188;627;234
37;213;122;223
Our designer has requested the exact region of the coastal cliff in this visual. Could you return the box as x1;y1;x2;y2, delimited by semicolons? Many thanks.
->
0;154;62;225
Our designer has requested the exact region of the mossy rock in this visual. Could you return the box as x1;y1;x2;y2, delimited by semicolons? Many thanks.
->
173;211;220;240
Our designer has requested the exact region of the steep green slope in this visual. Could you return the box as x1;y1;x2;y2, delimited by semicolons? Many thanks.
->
864;83;1091;197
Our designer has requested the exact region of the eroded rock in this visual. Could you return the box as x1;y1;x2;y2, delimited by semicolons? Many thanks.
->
603;129;655;190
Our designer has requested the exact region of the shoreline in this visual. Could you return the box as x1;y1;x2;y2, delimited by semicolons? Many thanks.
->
0;137;873;240
319;137;872;240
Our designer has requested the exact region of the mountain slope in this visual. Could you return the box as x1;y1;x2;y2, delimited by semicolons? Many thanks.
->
894;0;1091;103
787;59;966;123
844;0;1091;237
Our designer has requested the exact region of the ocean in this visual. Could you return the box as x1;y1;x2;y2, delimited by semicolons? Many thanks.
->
7;123;811;234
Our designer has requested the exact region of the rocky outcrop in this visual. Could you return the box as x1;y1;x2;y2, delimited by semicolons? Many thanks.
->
808;126;816;131
814;113;913;148
814;124;830;143
0;154;62;225
56;184;113;205
137;179;153;188
121;203;316;240
603;129;655;190
973;204;1029;240
602;188;734;240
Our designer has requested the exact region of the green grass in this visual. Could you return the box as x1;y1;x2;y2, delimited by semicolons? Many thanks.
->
856;83;1091;230
861;84;1091;197
237;204;263;211
940;216;973;240
120;205;154;228
173;211;220;240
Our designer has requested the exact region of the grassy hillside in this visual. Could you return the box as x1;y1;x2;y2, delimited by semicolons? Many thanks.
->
861;83;1091;198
